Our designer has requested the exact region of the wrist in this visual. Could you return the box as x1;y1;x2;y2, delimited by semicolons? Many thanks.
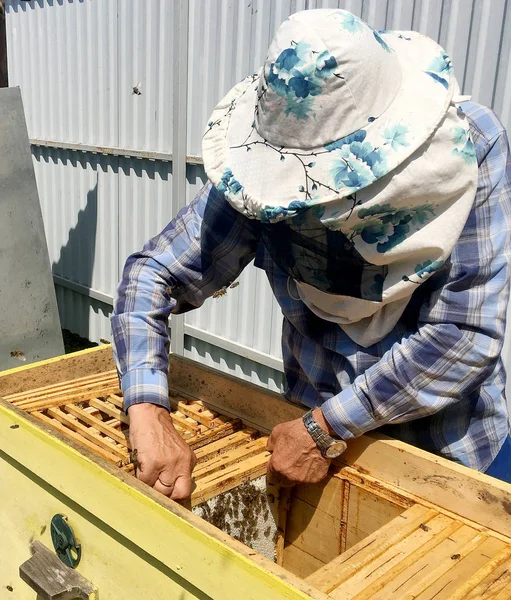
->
312;407;337;436
128;402;170;418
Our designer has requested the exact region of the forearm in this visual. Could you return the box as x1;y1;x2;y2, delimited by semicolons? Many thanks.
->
111;183;261;412
111;255;177;411
321;322;501;439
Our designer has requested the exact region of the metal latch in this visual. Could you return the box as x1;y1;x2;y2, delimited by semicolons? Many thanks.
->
50;514;81;568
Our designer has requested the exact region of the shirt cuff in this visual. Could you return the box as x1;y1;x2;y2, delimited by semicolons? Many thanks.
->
321;385;375;440
121;368;170;414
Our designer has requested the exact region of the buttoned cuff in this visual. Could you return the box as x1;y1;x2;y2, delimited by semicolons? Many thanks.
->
321;386;375;440
121;368;170;414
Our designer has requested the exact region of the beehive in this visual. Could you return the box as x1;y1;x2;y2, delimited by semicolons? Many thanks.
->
3;346;511;600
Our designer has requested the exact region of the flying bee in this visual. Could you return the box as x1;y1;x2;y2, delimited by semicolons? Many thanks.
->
212;287;227;299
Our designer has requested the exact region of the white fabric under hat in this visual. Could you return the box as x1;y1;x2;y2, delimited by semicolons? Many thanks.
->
202;9;478;346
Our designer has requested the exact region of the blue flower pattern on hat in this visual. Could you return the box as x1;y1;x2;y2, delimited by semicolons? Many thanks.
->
266;41;338;120
451;127;477;164
337;12;364;33
402;259;446;284
327;125;409;193
216;168;244;196
349;202;436;253
373;30;393;53
424;52;452;89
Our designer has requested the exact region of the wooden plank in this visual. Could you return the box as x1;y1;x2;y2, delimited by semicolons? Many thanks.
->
167;354;305;434
294;475;345;519
3;370;118;402
191;452;270;506
413;536;508;600
329;515;467;599
106;393;124;409
0;345;115;396
446;546;511;599
463;556;511;599
46;407;128;461
340;480;350;555
63;404;128;447
285;497;342;564
20;540;97;600
193;438;268;479
89;398;130;425
11;378;119;406
335;464;511;545
32;411;123;465
345;485;405;550
186;419;242;450
306;504;435;592
169;411;200;433
360;530;488;600
16;383;121;412
169;397;220;427
338;433;511;537
281;543;325;580
334;466;414;509
193;430;260;463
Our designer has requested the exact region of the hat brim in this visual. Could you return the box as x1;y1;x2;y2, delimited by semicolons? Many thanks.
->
202;31;455;223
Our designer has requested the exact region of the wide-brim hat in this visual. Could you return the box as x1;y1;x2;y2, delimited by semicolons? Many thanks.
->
202;9;459;223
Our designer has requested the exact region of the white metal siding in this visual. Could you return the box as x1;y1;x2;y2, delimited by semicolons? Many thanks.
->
5;0;511;391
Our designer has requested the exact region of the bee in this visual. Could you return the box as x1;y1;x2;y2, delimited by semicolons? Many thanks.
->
132;82;142;95
10;349;26;361
229;281;240;289
212;287;227;299
130;448;140;473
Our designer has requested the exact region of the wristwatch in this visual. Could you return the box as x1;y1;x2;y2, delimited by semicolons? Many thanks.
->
302;409;347;459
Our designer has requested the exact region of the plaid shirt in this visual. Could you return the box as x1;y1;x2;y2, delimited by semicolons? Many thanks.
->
112;102;511;471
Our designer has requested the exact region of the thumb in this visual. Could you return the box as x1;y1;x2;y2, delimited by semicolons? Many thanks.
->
266;431;275;452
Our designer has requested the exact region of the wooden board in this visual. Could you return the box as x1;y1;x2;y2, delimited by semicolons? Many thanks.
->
5;346;511;599
344;485;405;551
281;476;346;577
2;372;272;508
0;398;326;600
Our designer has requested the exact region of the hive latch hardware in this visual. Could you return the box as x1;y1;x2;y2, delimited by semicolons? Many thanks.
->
50;514;81;568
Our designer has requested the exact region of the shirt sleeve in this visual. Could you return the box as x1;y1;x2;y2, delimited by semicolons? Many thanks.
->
111;182;261;412
322;128;511;440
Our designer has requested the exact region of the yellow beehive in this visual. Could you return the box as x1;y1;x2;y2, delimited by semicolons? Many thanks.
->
2;345;511;599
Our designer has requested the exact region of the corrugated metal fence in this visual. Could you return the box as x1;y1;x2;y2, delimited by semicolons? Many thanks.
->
5;0;511;392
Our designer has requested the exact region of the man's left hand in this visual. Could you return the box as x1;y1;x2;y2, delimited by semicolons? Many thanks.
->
266;408;332;487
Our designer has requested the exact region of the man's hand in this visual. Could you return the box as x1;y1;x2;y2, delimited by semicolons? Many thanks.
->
266;408;332;487
128;403;196;501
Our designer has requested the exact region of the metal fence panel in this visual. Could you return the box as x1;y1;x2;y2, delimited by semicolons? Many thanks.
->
5;0;511;390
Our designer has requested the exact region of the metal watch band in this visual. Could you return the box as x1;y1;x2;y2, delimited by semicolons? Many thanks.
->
302;409;339;457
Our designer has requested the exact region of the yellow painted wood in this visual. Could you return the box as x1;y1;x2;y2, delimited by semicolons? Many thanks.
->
0;400;325;600
0;447;201;600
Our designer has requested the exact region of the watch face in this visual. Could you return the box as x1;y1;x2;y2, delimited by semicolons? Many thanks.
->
325;440;347;459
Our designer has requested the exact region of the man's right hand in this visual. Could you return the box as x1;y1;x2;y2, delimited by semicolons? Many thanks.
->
128;403;197;501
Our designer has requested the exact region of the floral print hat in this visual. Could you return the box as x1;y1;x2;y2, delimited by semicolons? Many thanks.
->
202;9;478;347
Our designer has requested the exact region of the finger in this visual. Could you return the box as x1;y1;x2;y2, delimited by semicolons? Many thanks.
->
154;478;175;497
171;474;194;502
266;431;276;452
135;461;160;487
267;456;294;488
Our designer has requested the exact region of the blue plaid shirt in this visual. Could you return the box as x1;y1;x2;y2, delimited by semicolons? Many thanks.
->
112;102;511;471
